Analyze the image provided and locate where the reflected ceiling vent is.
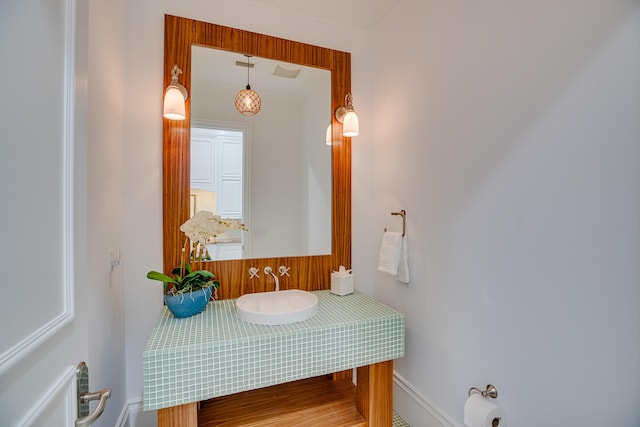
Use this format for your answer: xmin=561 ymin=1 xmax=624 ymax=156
xmin=273 ymin=64 xmax=301 ymax=78
xmin=235 ymin=60 xmax=255 ymax=68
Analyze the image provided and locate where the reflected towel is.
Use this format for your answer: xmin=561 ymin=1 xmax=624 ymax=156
xmin=378 ymin=232 xmax=409 ymax=283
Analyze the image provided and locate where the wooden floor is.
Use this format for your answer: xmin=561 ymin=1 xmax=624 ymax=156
xmin=198 ymin=375 xmax=366 ymax=427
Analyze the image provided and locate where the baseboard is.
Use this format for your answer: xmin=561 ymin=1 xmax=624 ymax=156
xmin=117 ymin=398 xmax=157 ymax=427
xmin=114 ymin=399 xmax=132 ymax=427
xmin=393 ymin=371 xmax=461 ymax=427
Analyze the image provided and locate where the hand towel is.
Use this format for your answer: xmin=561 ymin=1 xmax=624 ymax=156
xmin=378 ymin=231 xmax=409 ymax=283
xmin=378 ymin=231 xmax=402 ymax=275
xmin=396 ymin=236 xmax=409 ymax=284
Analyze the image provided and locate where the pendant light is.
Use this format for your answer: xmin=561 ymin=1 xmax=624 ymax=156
xmin=235 ymin=55 xmax=262 ymax=116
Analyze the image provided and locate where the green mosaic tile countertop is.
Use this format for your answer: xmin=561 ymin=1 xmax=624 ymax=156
xmin=143 ymin=290 xmax=404 ymax=411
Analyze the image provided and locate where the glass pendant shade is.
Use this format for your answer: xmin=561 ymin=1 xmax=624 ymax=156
xmin=163 ymin=86 xmax=186 ymax=120
xmin=235 ymin=86 xmax=262 ymax=116
xmin=342 ymin=110 xmax=359 ymax=137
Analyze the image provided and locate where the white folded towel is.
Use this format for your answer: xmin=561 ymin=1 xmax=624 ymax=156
xmin=397 ymin=236 xmax=409 ymax=284
xmin=378 ymin=231 xmax=409 ymax=283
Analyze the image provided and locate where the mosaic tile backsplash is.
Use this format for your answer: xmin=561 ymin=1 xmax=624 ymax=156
xmin=143 ymin=290 xmax=404 ymax=410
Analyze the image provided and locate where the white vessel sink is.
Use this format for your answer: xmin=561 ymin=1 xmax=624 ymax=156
xmin=235 ymin=289 xmax=319 ymax=325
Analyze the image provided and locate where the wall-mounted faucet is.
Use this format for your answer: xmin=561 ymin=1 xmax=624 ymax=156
xmin=264 ymin=266 xmax=279 ymax=291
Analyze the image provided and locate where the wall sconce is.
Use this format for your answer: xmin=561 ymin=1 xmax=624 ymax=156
xmin=334 ymin=92 xmax=359 ymax=137
xmin=235 ymin=55 xmax=262 ymax=116
xmin=163 ymin=64 xmax=188 ymax=120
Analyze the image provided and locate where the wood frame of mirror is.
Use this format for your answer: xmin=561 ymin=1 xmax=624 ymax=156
xmin=163 ymin=15 xmax=351 ymax=299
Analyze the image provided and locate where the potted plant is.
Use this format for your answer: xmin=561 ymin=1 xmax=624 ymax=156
xmin=147 ymin=210 xmax=245 ymax=318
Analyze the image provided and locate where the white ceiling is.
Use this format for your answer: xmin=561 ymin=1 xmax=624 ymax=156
xmin=247 ymin=0 xmax=400 ymax=30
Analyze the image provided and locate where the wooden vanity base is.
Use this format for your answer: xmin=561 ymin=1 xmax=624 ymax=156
xmin=198 ymin=375 xmax=365 ymax=426
xmin=157 ymin=360 xmax=393 ymax=427
xmin=158 ymin=402 xmax=197 ymax=426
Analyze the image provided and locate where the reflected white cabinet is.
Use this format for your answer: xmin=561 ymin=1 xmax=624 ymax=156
xmin=190 ymin=128 xmax=243 ymax=219
xmin=205 ymin=243 xmax=243 ymax=260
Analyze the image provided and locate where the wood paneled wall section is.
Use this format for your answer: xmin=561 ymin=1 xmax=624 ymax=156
xmin=163 ymin=15 xmax=352 ymax=299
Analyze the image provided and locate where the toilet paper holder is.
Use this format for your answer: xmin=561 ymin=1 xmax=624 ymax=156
xmin=468 ymin=384 xmax=498 ymax=399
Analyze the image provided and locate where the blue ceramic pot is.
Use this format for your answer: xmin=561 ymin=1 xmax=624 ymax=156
xmin=164 ymin=287 xmax=212 ymax=318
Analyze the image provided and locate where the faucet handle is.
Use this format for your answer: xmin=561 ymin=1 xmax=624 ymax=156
xmin=248 ymin=267 xmax=260 ymax=279
xmin=278 ymin=266 xmax=290 ymax=277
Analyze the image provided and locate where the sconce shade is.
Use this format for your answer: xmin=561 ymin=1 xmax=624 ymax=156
xmin=163 ymin=86 xmax=186 ymax=120
xmin=335 ymin=92 xmax=359 ymax=137
xmin=326 ymin=124 xmax=332 ymax=145
xmin=342 ymin=111 xmax=359 ymax=137
xmin=235 ymin=86 xmax=262 ymax=116
xmin=163 ymin=64 xmax=188 ymax=120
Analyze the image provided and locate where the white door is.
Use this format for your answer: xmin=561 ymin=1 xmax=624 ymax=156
xmin=190 ymin=129 xmax=218 ymax=193
xmin=216 ymin=134 xmax=244 ymax=219
xmin=0 ymin=0 xmax=97 ymax=426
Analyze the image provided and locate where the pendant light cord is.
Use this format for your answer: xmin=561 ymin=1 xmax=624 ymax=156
xmin=246 ymin=55 xmax=251 ymax=90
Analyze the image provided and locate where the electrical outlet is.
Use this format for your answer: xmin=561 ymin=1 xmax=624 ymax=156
xmin=109 ymin=248 xmax=121 ymax=272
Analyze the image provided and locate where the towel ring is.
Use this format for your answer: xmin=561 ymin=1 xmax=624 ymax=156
xmin=384 ymin=209 xmax=406 ymax=237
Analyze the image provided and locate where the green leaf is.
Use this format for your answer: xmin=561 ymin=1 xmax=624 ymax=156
xmin=146 ymin=271 xmax=178 ymax=284
xmin=170 ymin=267 xmax=183 ymax=280
xmin=147 ymin=263 xmax=220 ymax=296
xmin=180 ymin=270 xmax=215 ymax=289
xmin=183 ymin=262 xmax=194 ymax=274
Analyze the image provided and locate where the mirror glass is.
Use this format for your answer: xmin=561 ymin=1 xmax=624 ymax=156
xmin=190 ymin=46 xmax=332 ymax=260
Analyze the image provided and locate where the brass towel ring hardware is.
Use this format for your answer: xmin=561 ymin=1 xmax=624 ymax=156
xmin=384 ymin=209 xmax=407 ymax=237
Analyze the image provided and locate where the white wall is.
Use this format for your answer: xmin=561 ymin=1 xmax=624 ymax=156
xmin=86 ymin=0 xmax=127 ymax=425
xmin=121 ymin=0 xmax=372 ymax=409
xmin=366 ymin=0 xmax=640 ymax=426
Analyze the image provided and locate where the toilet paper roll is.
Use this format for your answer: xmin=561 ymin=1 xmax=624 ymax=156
xmin=463 ymin=394 xmax=506 ymax=427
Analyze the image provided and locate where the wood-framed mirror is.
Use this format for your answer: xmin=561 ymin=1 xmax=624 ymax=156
xmin=163 ymin=15 xmax=352 ymax=299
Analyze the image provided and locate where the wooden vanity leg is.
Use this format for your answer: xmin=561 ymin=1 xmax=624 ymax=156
xmin=333 ymin=369 xmax=353 ymax=381
xmin=157 ymin=402 xmax=197 ymax=427
xmin=356 ymin=360 xmax=394 ymax=427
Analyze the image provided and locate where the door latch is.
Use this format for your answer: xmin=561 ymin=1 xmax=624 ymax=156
xmin=76 ymin=362 xmax=111 ymax=427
